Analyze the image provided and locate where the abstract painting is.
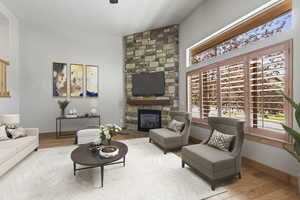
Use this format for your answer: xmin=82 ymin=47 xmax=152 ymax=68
xmin=53 ymin=62 xmax=68 ymax=97
xmin=70 ymin=64 xmax=84 ymax=97
xmin=86 ymin=65 xmax=99 ymax=97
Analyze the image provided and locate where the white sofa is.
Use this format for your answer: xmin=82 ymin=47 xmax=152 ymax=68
xmin=0 ymin=128 xmax=39 ymax=177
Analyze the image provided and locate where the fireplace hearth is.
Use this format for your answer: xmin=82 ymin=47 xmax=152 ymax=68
xmin=138 ymin=109 xmax=161 ymax=132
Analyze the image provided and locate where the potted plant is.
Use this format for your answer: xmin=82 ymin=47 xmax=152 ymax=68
xmin=99 ymin=124 xmax=122 ymax=145
xmin=281 ymin=92 xmax=300 ymax=191
xmin=57 ymin=100 xmax=70 ymax=117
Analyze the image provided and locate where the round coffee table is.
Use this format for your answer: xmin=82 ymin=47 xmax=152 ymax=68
xmin=71 ymin=140 xmax=128 ymax=188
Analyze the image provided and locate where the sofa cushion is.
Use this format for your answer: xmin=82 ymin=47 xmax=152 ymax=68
xmin=14 ymin=136 xmax=37 ymax=152
xmin=0 ymin=148 xmax=17 ymax=165
xmin=0 ymin=139 xmax=16 ymax=149
xmin=182 ymin=144 xmax=235 ymax=173
xmin=150 ymin=128 xmax=182 ymax=149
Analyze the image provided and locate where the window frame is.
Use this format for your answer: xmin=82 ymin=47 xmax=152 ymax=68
xmin=189 ymin=0 xmax=292 ymax=66
xmin=186 ymin=40 xmax=293 ymax=144
xmin=0 ymin=59 xmax=10 ymax=98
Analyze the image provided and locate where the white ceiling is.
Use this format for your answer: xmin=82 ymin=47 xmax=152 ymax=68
xmin=0 ymin=0 xmax=204 ymax=36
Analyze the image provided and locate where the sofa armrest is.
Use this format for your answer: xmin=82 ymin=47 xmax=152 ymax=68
xmin=25 ymin=128 xmax=39 ymax=137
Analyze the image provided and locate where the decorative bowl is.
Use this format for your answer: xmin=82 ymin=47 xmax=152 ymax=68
xmin=99 ymin=146 xmax=119 ymax=158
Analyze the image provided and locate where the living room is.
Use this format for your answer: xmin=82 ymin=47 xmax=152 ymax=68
xmin=0 ymin=0 xmax=300 ymax=199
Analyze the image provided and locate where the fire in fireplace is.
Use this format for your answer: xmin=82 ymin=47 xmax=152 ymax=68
xmin=138 ymin=109 xmax=161 ymax=132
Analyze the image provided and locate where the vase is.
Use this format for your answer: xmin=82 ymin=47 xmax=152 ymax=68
xmin=61 ymin=109 xmax=65 ymax=117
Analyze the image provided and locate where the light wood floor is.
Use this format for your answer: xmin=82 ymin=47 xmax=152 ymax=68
xmin=39 ymin=133 xmax=300 ymax=200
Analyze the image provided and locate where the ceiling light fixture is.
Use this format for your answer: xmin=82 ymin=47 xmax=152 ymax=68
xmin=110 ymin=0 xmax=118 ymax=4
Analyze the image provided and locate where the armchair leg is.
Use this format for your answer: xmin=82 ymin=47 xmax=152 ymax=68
xmin=164 ymin=149 xmax=167 ymax=154
xmin=182 ymin=160 xmax=185 ymax=168
xmin=34 ymin=148 xmax=38 ymax=151
xmin=238 ymin=172 xmax=242 ymax=179
xmin=149 ymin=138 xmax=152 ymax=143
xmin=211 ymin=184 xmax=215 ymax=191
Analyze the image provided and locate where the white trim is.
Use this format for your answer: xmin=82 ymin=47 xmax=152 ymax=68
xmin=186 ymin=0 xmax=285 ymax=67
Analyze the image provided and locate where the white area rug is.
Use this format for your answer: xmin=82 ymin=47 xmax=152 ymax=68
xmin=0 ymin=138 xmax=226 ymax=200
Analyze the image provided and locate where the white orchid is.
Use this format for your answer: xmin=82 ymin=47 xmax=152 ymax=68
xmin=98 ymin=124 xmax=122 ymax=141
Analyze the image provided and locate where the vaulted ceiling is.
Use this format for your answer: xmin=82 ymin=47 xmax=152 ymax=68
xmin=0 ymin=0 xmax=204 ymax=36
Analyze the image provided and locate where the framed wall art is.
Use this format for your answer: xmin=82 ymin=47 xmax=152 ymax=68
xmin=70 ymin=64 xmax=84 ymax=97
xmin=86 ymin=65 xmax=99 ymax=97
xmin=53 ymin=62 xmax=68 ymax=97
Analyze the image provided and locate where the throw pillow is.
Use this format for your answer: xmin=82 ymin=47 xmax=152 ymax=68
xmin=207 ymin=130 xmax=235 ymax=152
xmin=168 ymin=119 xmax=185 ymax=133
xmin=7 ymin=127 xmax=27 ymax=139
xmin=1 ymin=123 xmax=18 ymax=138
xmin=0 ymin=125 xmax=9 ymax=141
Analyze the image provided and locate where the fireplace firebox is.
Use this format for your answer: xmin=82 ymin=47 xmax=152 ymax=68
xmin=138 ymin=109 xmax=161 ymax=132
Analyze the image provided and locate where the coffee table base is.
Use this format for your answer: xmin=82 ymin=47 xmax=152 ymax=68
xmin=73 ymin=156 xmax=126 ymax=188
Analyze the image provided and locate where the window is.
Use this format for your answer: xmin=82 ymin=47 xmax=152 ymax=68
xmin=0 ymin=59 xmax=10 ymax=97
xmin=190 ymin=0 xmax=292 ymax=65
xmin=187 ymin=41 xmax=292 ymax=142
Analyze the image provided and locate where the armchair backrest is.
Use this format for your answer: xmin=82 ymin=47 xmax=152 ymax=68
xmin=207 ymin=117 xmax=245 ymax=158
xmin=170 ymin=111 xmax=192 ymax=145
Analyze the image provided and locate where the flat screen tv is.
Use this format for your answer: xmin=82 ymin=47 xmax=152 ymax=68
xmin=132 ymin=72 xmax=165 ymax=96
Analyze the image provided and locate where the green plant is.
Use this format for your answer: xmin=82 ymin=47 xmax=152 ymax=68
xmin=57 ymin=100 xmax=70 ymax=115
xmin=281 ymin=92 xmax=300 ymax=162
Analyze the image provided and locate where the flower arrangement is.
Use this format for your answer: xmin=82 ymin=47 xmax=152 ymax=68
xmin=99 ymin=124 xmax=122 ymax=144
xmin=57 ymin=100 xmax=70 ymax=116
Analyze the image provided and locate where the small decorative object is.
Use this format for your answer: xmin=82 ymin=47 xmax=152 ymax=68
xmin=70 ymin=64 xmax=84 ymax=97
xmin=53 ymin=63 xmax=68 ymax=97
xmin=72 ymin=108 xmax=78 ymax=115
xmin=98 ymin=124 xmax=122 ymax=145
xmin=99 ymin=146 xmax=119 ymax=158
xmin=86 ymin=65 xmax=99 ymax=97
xmin=88 ymin=138 xmax=102 ymax=152
xmin=280 ymin=92 xmax=300 ymax=192
xmin=57 ymin=100 xmax=70 ymax=117
xmin=90 ymin=108 xmax=97 ymax=116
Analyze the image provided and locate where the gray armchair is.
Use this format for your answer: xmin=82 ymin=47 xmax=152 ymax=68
xmin=181 ymin=117 xmax=245 ymax=190
xmin=149 ymin=112 xmax=192 ymax=154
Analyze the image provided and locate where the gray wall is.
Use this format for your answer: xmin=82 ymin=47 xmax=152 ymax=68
xmin=19 ymin=26 xmax=124 ymax=133
xmin=0 ymin=2 xmax=20 ymax=114
xmin=179 ymin=0 xmax=300 ymax=176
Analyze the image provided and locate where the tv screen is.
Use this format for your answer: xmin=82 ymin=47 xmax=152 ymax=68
xmin=132 ymin=72 xmax=165 ymax=96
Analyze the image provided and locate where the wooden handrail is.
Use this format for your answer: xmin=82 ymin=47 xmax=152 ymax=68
xmin=0 ymin=58 xmax=10 ymax=97
xmin=0 ymin=58 xmax=9 ymax=65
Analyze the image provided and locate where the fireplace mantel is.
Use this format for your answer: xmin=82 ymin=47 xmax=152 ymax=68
xmin=127 ymin=99 xmax=171 ymax=105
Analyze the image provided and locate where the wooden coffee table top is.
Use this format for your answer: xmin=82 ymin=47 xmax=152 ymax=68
xmin=71 ymin=141 xmax=128 ymax=166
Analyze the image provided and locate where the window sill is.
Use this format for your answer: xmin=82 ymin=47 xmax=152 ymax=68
xmin=191 ymin=120 xmax=291 ymax=149
xmin=245 ymin=133 xmax=291 ymax=149
xmin=191 ymin=120 xmax=209 ymax=129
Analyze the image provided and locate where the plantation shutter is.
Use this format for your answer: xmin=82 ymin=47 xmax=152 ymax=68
xmin=220 ymin=63 xmax=246 ymax=120
xmin=249 ymin=51 xmax=286 ymax=132
xmin=201 ymin=68 xmax=218 ymax=119
xmin=187 ymin=72 xmax=201 ymax=118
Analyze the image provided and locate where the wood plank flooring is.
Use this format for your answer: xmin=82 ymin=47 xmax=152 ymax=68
xmin=39 ymin=133 xmax=300 ymax=200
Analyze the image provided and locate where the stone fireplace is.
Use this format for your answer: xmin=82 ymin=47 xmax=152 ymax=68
xmin=124 ymin=25 xmax=179 ymax=131
xmin=138 ymin=109 xmax=161 ymax=131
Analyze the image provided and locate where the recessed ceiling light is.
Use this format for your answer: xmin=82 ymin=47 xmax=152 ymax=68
xmin=110 ymin=0 xmax=118 ymax=4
